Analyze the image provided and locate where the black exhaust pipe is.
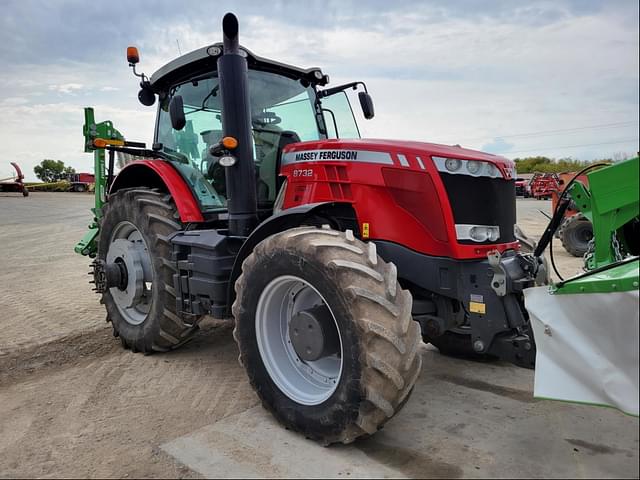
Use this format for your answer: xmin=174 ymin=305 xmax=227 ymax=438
xmin=217 ymin=13 xmax=257 ymax=237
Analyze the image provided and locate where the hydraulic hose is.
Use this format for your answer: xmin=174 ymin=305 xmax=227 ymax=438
xmin=533 ymin=162 xmax=610 ymax=280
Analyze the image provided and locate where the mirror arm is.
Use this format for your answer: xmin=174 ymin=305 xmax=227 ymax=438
xmin=318 ymin=81 xmax=368 ymax=98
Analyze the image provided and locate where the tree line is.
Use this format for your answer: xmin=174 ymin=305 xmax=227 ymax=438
xmin=33 ymin=159 xmax=76 ymax=183
xmin=514 ymin=153 xmax=634 ymax=174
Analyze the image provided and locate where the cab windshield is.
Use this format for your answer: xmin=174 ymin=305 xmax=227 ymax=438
xmin=157 ymin=70 xmax=326 ymax=211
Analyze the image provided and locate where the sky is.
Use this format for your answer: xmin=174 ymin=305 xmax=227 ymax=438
xmin=0 ymin=0 xmax=638 ymax=181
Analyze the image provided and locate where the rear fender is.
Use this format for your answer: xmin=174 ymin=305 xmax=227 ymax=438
xmin=109 ymin=160 xmax=204 ymax=222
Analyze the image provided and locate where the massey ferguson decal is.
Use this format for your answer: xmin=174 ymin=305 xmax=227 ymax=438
xmin=282 ymin=149 xmax=394 ymax=165
xmin=293 ymin=150 xmax=358 ymax=161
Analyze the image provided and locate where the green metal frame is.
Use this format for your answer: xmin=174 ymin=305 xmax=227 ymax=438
xmin=74 ymin=107 xmax=124 ymax=256
xmin=554 ymin=157 xmax=639 ymax=295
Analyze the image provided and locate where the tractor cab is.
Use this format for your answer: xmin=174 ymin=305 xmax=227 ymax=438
xmin=141 ymin=43 xmax=369 ymax=216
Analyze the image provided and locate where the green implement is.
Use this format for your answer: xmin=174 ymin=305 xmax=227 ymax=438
xmin=552 ymin=156 xmax=639 ymax=295
xmin=525 ymin=156 xmax=639 ymax=416
xmin=74 ymin=107 xmax=124 ymax=256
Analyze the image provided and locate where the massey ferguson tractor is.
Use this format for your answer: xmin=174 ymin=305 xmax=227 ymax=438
xmin=79 ymin=14 xmax=546 ymax=444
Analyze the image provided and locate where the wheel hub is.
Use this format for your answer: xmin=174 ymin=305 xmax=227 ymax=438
xmin=106 ymin=239 xmax=145 ymax=308
xmin=103 ymin=221 xmax=154 ymax=326
xmin=290 ymin=304 xmax=340 ymax=362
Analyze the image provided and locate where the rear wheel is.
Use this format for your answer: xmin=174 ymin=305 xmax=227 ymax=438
xmin=559 ymin=214 xmax=593 ymax=257
xmin=232 ymin=226 xmax=422 ymax=444
xmin=98 ymin=188 xmax=202 ymax=353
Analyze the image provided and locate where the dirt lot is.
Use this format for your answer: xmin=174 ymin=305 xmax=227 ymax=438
xmin=1 ymin=192 xmax=637 ymax=478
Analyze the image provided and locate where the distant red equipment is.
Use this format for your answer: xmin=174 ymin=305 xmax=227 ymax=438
xmin=0 ymin=162 xmax=29 ymax=197
xmin=529 ymin=172 xmax=559 ymax=200
xmin=68 ymin=172 xmax=95 ymax=192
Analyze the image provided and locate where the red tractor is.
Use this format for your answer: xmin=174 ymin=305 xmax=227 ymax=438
xmin=86 ymin=14 xmax=544 ymax=444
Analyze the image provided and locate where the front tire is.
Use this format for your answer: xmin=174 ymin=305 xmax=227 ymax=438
xmin=98 ymin=188 xmax=202 ymax=353
xmin=232 ymin=226 xmax=422 ymax=444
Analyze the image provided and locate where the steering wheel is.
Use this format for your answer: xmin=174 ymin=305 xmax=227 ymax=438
xmin=207 ymin=158 xmax=269 ymax=201
xmin=252 ymin=111 xmax=282 ymax=127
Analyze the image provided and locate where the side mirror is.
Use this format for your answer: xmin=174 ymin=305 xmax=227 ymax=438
xmin=169 ymin=95 xmax=186 ymax=130
xmin=138 ymin=83 xmax=155 ymax=106
xmin=358 ymin=92 xmax=375 ymax=119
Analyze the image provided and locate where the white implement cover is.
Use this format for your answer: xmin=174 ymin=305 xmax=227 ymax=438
xmin=524 ymin=287 xmax=639 ymax=416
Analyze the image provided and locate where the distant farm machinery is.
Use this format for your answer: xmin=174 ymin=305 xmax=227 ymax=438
xmin=529 ymin=173 xmax=559 ymax=200
xmin=0 ymin=162 xmax=29 ymax=197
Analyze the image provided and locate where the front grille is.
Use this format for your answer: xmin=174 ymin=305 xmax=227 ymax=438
xmin=440 ymin=173 xmax=516 ymax=244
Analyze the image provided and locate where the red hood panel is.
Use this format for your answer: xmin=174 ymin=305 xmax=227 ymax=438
xmin=284 ymin=138 xmax=510 ymax=165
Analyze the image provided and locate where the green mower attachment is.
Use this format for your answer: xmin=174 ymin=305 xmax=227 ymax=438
xmin=75 ymin=107 xmax=125 ymax=257
xmin=525 ymin=156 xmax=639 ymax=416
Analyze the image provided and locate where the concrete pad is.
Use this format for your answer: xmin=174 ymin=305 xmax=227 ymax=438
xmin=161 ymin=348 xmax=639 ymax=479
xmin=162 ymin=406 xmax=408 ymax=478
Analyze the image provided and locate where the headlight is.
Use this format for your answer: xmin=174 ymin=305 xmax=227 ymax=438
xmin=432 ymin=156 xmax=506 ymax=179
xmin=445 ymin=158 xmax=462 ymax=172
xmin=466 ymin=160 xmax=482 ymax=175
xmin=455 ymin=224 xmax=501 ymax=243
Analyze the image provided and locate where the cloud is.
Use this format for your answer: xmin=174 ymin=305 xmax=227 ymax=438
xmin=1 ymin=97 xmax=30 ymax=106
xmin=48 ymin=83 xmax=84 ymax=94
xmin=482 ymin=138 xmax=516 ymax=154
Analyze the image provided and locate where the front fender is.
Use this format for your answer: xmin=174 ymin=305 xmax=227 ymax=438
xmin=227 ymin=202 xmax=354 ymax=312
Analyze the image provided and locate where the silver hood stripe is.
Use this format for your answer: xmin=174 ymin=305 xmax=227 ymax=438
xmin=282 ymin=149 xmax=394 ymax=166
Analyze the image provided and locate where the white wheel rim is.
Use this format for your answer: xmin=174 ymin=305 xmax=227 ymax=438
xmin=107 ymin=221 xmax=153 ymax=326
xmin=255 ymin=275 xmax=343 ymax=406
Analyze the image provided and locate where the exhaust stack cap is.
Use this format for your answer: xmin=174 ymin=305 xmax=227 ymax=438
xmin=222 ymin=13 xmax=240 ymax=54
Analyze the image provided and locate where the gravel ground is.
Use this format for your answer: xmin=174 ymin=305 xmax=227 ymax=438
xmin=0 ymin=192 xmax=636 ymax=479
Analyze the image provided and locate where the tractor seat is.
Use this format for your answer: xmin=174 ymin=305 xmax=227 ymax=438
xmin=275 ymin=130 xmax=301 ymax=190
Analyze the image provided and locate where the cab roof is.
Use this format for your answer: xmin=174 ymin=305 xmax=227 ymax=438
xmin=149 ymin=43 xmax=328 ymax=93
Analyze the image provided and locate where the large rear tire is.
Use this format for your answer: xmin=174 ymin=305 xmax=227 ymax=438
xmin=98 ymin=188 xmax=202 ymax=353
xmin=232 ymin=226 xmax=422 ymax=444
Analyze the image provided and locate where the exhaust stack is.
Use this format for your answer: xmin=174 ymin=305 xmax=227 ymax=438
xmin=217 ymin=13 xmax=257 ymax=237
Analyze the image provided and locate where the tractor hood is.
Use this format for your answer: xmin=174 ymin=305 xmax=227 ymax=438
xmin=282 ymin=138 xmax=516 ymax=179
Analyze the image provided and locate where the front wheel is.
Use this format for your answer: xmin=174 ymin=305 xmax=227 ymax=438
xmin=232 ymin=227 xmax=422 ymax=444
xmin=98 ymin=188 xmax=202 ymax=353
